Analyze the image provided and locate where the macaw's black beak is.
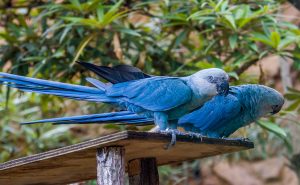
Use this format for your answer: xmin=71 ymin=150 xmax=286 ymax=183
xmin=217 ymin=81 xmax=229 ymax=96
xmin=271 ymin=104 xmax=283 ymax=114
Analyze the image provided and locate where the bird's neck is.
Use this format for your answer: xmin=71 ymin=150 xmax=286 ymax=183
xmin=236 ymin=87 xmax=262 ymax=123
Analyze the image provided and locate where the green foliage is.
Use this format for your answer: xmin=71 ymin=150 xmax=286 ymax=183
xmin=0 ymin=87 xmax=77 ymax=162
xmin=0 ymin=0 xmax=299 ymax=168
xmin=257 ymin=120 xmax=287 ymax=138
xmin=285 ymin=87 xmax=300 ymax=113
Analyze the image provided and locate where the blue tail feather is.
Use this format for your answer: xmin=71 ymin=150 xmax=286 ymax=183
xmin=0 ymin=72 xmax=115 ymax=102
xmin=21 ymin=111 xmax=153 ymax=125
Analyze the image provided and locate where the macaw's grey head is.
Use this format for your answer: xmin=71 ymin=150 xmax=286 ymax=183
xmin=192 ymin=68 xmax=229 ymax=96
xmin=257 ymin=86 xmax=284 ymax=116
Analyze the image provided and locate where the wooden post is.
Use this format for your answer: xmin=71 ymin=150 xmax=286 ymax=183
xmin=96 ymin=146 xmax=125 ymax=185
xmin=128 ymin=158 xmax=159 ymax=185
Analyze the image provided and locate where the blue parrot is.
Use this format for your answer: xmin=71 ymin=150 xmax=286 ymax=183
xmin=177 ymin=84 xmax=284 ymax=138
xmin=0 ymin=65 xmax=229 ymax=133
xmin=21 ymin=63 xmax=284 ymax=139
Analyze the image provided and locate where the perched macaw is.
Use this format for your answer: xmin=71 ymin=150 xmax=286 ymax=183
xmin=0 ymin=63 xmax=229 ymax=133
xmin=21 ymin=63 xmax=284 ymax=139
xmin=177 ymin=84 xmax=284 ymax=138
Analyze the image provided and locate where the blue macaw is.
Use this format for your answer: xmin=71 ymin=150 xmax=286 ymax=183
xmin=177 ymin=84 xmax=284 ymax=138
xmin=0 ymin=64 xmax=229 ymax=133
xmin=21 ymin=63 xmax=284 ymax=139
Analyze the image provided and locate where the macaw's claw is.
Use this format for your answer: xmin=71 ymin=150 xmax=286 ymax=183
xmin=185 ymin=132 xmax=204 ymax=139
xmin=158 ymin=129 xmax=189 ymax=150
xmin=224 ymin=137 xmax=251 ymax=142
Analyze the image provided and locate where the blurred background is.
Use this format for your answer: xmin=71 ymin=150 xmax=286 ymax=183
xmin=0 ymin=0 xmax=300 ymax=184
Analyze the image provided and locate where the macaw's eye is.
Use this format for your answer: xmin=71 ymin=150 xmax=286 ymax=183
xmin=207 ymin=76 xmax=213 ymax=81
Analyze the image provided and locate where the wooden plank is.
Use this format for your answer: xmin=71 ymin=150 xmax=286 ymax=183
xmin=0 ymin=131 xmax=254 ymax=185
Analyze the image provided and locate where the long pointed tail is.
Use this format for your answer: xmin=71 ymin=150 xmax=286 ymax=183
xmin=21 ymin=111 xmax=153 ymax=125
xmin=0 ymin=72 xmax=114 ymax=102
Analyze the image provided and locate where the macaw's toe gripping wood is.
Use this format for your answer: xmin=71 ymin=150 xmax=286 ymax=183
xmin=0 ymin=131 xmax=254 ymax=185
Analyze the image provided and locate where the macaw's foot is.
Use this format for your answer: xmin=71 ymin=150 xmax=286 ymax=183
xmin=223 ymin=137 xmax=251 ymax=142
xmin=185 ymin=132 xmax=204 ymax=140
xmin=157 ymin=129 xmax=185 ymax=150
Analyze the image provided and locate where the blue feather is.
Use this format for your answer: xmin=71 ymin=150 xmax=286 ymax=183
xmin=21 ymin=111 xmax=152 ymax=125
xmin=77 ymin=61 xmax=151 ymax=83
xmin=0 ymin=72 xmax=114 ymax=102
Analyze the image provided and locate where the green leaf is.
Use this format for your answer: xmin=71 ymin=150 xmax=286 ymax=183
xmin=97 ymin=4 xmax=104 ymax=22
xmin=195 ymin=61 xmax=215 ymax=69
xmin=227 ymin=72 xmax=239 ymax=80
xmin=285 ymin=93 xmax=300 ymax=100
xmin=41 ymin=126 xmax=71 ymax=139
xmin=215 ymin=0 xmax=225 ymax=11
xmin=286 ymin=99 xmax=300 ymax=111
xmin=116 ymin=28 xmax=141 ymax=37
xmin=69 ymin=0 xmax=81 ymax=11
xmin=62 ymin=17 xmax=103 ymax=28
xmin=250 ymin=32 xmax=273 ymax=48
xmin=32 ymin=59 xmax=47 ymax=77
xmin=270 ymin=31 xmax=281 ymax=49
xmin=257 ymin=120 xmax=287 ymax=138
xmin=165 ymin=14 xmax=188 ymax=21
xmin=249 ymin=42 xmax=258 ymax=52
xmin=287 ymin=87 xmax=300 ymax=94
xmin=70 ymin=33 xmax=96 ymax=66
xmin=174 ymin=30 xmax=187 ymax=48
xmin=229 ymin=34 xmax=238 ymax=49
xmin=188 ymin=9 xmax=213 ymax=20
xmin=222 ymin=13 xmax=237 ymax=30
xmin=204 ymin=39 xmax=217 ymax=54
xmin=59 ymin=25 xmax=72 ymax=44
xmin=261 ymin=21 xmax=271 ymax=36
xmin=103 ymin=0 xmax=124 ymax=24
xmin=102 ymin=10 xmax=128 ymax=26
xmin=210 ymin=56 xmax=223 ymax=67
xmin=278 ymin=37 xmax=297 ymax=50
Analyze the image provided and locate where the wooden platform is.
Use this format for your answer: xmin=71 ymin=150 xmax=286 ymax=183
xmin=0 ymin=131 xmax=254 ymax=185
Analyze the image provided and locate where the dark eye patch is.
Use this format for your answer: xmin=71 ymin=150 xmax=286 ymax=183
xmin=206 ymin=76 xmax=219 ymax=83
xmin=207 ymin=76 xmax=214 ymax=82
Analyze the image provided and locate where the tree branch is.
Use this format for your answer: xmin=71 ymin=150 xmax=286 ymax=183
xmin=235 ymin=57 xmax=259 ymax=75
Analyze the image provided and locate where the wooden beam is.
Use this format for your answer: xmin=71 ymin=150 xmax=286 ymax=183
xmin=0 ymin=131 xmax=254 ymax=185
xmin=96 ymin=147 xmax=125 ymax=185
xmin=128 ymin=158 xmax=159 ymax=185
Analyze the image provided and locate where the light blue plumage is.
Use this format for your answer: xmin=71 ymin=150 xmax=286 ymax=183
xmin=178 ymin=84 xmax=284 ymax=138
xmin=0 ymin=67 xmax=229 ymax=132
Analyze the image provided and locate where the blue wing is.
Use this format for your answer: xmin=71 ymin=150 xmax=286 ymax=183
xmin=178 ymin=94 xmax=241 ymax=131
xmin=106 ymin=77 xmax=192 ymax=111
